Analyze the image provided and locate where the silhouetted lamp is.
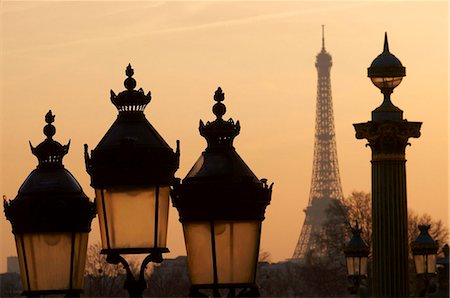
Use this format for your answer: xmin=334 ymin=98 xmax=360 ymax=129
xmin=84 ymin=65 xmax=179 ymax=297
xmin=411 ymin=225 xmax=439 ymax=297
xmin=367 ymin=32 xmax=406 ymax=121
xmin=4 ymin=111 xmax=95 ymax=296
xmin=411 ymin=225 xmax=439 ymax=275
xmin=344 ymin=222 xmax=370 ymax=295
xmin=173 ymin=88 xmax=272 ymax=297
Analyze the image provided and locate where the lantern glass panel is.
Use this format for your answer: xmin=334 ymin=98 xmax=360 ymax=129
xmin=183 ymin=220 xmax=260 ymax=285
xmin=95 ymin=186 xmax=170 ymax=251
xmin=427 ymin=254 xmax=437 ymax=274
xmin=215 ymin=221 xmax=260 ymax=284
xmin=370 ymin=76 xmax=403 ymax=90
xmin=360 ymin=256 xmax=368 ymax=276
xmin=183 ymin=222 xmax=214 ymax=285
xmin=414 ymin=254 xmax=426 ymax=274
xmin=15 ymin=232 xmax=88 ymax=292
xmin=346 ymin=256 xmax=356 ymax=276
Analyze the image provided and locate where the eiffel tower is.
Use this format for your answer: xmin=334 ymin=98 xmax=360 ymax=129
xmin=292 ymin=26 xmax=344 ymax=259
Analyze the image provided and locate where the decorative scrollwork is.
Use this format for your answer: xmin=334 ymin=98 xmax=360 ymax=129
xmin=354 ymin=120 xmax=421 ymax=157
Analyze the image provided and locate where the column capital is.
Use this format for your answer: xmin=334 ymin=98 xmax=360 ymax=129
xmin=354 ymin=120 xmax=421 ymax=158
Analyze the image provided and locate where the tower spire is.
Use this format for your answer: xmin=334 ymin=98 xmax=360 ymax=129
xmin=322 ymin=24 xmax=325 ymax=50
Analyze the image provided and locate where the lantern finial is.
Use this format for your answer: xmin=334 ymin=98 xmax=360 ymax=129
xmin=124 ymin=64 xmax=137 ymax=91
xmin=383 ymin=32 xmax=389 ymax=53
xmin=110 ymin=64 xmax=151 ymax=112
xmin=199 ymin=87 xmax=240 ymax=149
xmin=212 ymin=87 xmax=226 ymax=119
xmin=29 ymin=110 xmax=70 ymax=168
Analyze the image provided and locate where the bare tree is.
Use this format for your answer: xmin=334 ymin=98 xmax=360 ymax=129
xmin=314 ymin=191 xmax=448 ymax=296
xmin=83 ymin=243 xmax=126 ymax=297
xmin=319 ymin=191 xmax=448 ymax=254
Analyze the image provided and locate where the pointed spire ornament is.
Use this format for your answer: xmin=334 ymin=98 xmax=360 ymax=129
xmin=383 ymin=32 xmax=389 ymax=53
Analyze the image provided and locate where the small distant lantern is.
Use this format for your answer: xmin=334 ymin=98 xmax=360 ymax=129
xmin=411 ymin=225 xmax=439 ymax=275
xmin=173 ymin=87 xmax=273 ymax=297
xmin=84 ymin=64 xmax=179 ymax=259
xmin=4 ymin=111 xmax=95 ymax=296
xmin=344 ymin=222 xmax=370 ymax=278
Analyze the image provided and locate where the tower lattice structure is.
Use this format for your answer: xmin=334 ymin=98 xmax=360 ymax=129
xmin=292 ymin=27 xmax=344 ymax=259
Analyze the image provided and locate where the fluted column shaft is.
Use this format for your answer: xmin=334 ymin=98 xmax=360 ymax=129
xmin=354 ymin=120 xmax=421 ymax=297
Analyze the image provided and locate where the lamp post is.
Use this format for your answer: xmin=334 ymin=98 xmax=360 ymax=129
xmin=344 ymin=222 xmax=369 ymax=297
xmin=353 ymin=33 xmax=422 ymax=297
xmin=172 ymin=87 xmax=272 ymax=297
xmin=411 ymin=225 xmax=439 ymax=297
xmin=436 ymin=244 xmax=449 ymax=297
xmin=4 ymin=111 xmax=96 ymax=297
xmin=84 ymin=64 xmax=179 ymax=297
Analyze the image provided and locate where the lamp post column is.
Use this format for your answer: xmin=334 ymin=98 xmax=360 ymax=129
xmin=354 ymin=33 xmax=421 ymax=297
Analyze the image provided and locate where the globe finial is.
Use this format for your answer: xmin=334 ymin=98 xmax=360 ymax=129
xmin=43 ymin=110 xmax=56 ymax=139
xmin=212 ymin=87 xmax=226 ymax=119
xmin=124 ymin=64 xmax=137 ymax=91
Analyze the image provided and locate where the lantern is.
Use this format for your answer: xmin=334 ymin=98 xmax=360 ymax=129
xmin=411 ymin=225 xmax=439 ymax=275
xmin=173 ymin=87 xmax=272 ymax=297
xmin=4 ymin=111 xmax=95 ymax=296
xmin=84 ymin=65 xmax=179 ymax=259
xmin=344 ymin=222 xmax=370 ymax=278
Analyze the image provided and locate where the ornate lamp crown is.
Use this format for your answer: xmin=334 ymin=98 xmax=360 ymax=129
xmin=30 ymin=110 xmax=70 ymax=168
xmin=110 ymin=64 xmax=151 ymax=113
xmin=199 ymin=87 xmax=240 ymax=149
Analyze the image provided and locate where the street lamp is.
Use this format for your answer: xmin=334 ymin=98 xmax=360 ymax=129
xmin=411 ymin=225 xmax=439 ymax=296
xmin=344 ymin=222 xmax=369 ymax=296
xmin=354 ymin=33 xmax=421 ymax=297
xmin=84 ymin=64 xmax=179 ymax=297
xmin=172 ymin=87 xmax=273 ymax=297
xmin=4 ymin=111 xmax=96 ymax=297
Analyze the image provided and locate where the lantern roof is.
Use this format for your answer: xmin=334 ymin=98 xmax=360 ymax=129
xmin=85 ymin=64 xmax=179 ymax=188
xmin=173 ymin=88 xmax=272 ymax=221
xmin=4 ymin=112 xmax=95 ymax=234
xmin=411 ymin=225 xmax=439 ymax=255
xmin=344 ymin=222 xmax=370 ymax=257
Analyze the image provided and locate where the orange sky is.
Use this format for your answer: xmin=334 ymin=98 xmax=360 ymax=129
xmin=0 ymin=1 xmax=448 ymax=273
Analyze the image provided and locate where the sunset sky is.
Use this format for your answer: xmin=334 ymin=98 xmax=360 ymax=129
xmin=0 ymin=1 xmax=448 ymax=272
